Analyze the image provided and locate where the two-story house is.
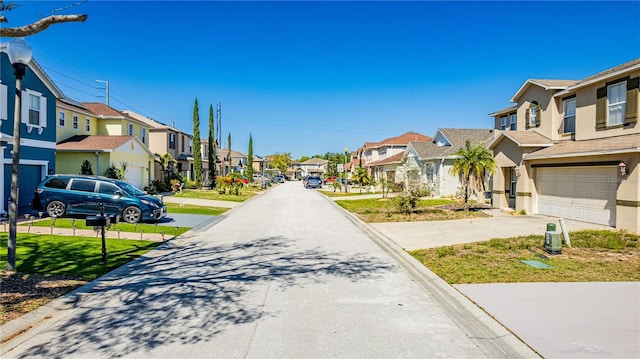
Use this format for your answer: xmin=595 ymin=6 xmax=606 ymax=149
xmin=55 ymin=102 xmax=154 ymax=189
xmin=1 ymin=47 xmax=62 ymax=215
xmin=402 ymin=128 xmax=495 ymax=197
xmin=361 ymin=131 xmax=432 ymax=183
xmin=298 ymin=158 xmax=329 ymax=177
xmin=489 ymin=58 xmax=639 ymax=232
xmin=123 ymin=111 xmax=196 ymax=181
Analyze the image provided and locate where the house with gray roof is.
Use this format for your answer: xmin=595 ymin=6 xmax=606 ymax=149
xmin=488 ymin=58 xmax=639 ymax=233
xmin=401 ymin=128 xmax=495 ymax=197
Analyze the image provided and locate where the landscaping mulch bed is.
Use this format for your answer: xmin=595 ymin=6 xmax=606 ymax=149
xmin=1 ymin=271 xmax=87 ymax=325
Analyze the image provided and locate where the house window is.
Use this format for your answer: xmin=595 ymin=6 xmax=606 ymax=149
xmin=169 ymin=133 xmax=176 ymax=149
xmin=509 ymin=168 xmax=517 ymax=199
xmin=58 ymin=112 xmax=65 ymax=127
xmin=73 ymin=116 xmax=79 ymax=130
xmin=607 ymin=81 xmax=626 ymax=126
xmin=500 ymin=116 xmax=507 ymax=130
xmin=141 ymin=128 xmax=147 ymax=144
xmin=21 ymin=89 xmax=47 ymax=133
xmin=189 ymin=139 xmax=193 ymax=153
xmin=509 ymin=114 xmax=517 ymax=130
xmin=529 ymin=106 xmax=537 ymax=127
xmin=128 ymin=123 xmax=134 ymax=135
xmin=0 ymin=83 xmax=7 ymax=121
xmin=563 ymin=98 xmax=576 ymax=133
xmin=85 ymin=118 xmax=91 ymax=132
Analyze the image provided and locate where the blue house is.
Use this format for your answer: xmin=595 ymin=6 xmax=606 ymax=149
xmin=1 ymin=44 xmax=63 ymax=215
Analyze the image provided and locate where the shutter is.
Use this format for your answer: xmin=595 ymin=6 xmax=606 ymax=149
xmin=596 ymin=87 xmax=607 ymax=129
xmin=21 ymin=90 xmax=28 ymax=124
xmin=536 ymin=104 xmax=542 ymax=127
xmin=525 ymin=107 xmax=530 ymax=129
xmin=0 ymin=83 xmax=7 ymax=120
xmin=39 ymin=96 xmax=47 ymax=128
xmin=625 ymin=77 xmax=639 ymax=124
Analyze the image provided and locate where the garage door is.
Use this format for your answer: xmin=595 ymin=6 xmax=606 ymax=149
xmin=537 ymin=166 xmax=617 ymax=226
xmin=125 ymin=166 xmax=144 ymax=189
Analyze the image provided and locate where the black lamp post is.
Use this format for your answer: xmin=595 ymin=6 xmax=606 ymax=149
xmin=7 ymin=37 xmax=33 ymax=271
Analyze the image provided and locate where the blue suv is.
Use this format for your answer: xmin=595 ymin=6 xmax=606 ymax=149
xmin=31 ymin=175 xmax=167 ymax=223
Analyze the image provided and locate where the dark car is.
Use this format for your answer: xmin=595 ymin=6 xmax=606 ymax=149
xmin=31 ymin=175 xmax=167 ymax=223
xmin=305 ymin=176 xmax=322 ymax=189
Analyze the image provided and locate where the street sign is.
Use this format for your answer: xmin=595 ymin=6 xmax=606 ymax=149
xmin=337 ymin=164 xmax=344 ymax=173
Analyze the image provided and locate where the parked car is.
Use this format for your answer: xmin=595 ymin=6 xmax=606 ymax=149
xmin=325 ymin=176 xmax=338 ymax=184
xmin=305 ymin=176 xmax=323 ymax=189
xmin=30 ymin=175 xmax=167 ymax=223
xmin=273 ymin=175 xmax=285 ymax=183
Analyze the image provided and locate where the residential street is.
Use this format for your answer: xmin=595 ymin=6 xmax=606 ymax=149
xmin=0 ymin=182 xmax=534 ymax=358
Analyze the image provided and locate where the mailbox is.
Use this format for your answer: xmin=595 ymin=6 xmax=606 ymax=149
xmin=86 ymin=215 xmax=107 ymax=227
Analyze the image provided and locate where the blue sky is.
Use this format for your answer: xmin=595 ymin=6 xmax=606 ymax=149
xmin=5 ymin=1 xmax=640 ymax=159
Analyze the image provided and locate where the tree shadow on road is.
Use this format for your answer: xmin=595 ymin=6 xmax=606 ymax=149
xmin=15 ymin=236 xmax=393 ymax=358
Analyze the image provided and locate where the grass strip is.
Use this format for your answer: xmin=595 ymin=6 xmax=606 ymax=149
xmin=21 ymin=218 xmax=190 ymax=236
xmin=164 ymin=202 xmax=228 ymax=216
xmin=409 ymin=230 xmax=639 ymax=284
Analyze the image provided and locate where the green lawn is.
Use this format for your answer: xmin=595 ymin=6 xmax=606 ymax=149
xmin=319 ymin=190 xmax=383 ymax=197
xmin=0 ymin=233 xmax=161 ymax=280
xmin=171 ymin=188 xmax=260 ymax=202
xmin=22 ymin=218 xmax=191 ymax=236
xmin=410 ymin=230 xmax=640 ymax=284
xmin=335 ymin=197 xmax=488 ymax=222
xmin=165 ymin=202 xmax=229 ymax=216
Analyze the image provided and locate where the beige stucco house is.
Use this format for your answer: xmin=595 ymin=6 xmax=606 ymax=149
xmin=298 ymin=158 xmax=328 ymax=177
xmin=361 ymin=131 xmax=432 ymax=183
xmin=489 ymin=58 xmax=639 ymax=233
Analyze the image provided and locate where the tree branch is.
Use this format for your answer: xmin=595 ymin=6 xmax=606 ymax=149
xmin=0 ymin=14 xmax=88 ymax=37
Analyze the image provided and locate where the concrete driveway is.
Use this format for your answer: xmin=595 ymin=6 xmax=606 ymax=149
xmin=370 ymin=209 xmax=614 ymax=251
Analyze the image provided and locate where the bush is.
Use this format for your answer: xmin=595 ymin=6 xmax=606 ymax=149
xmin=395 ymin=194 xmax=417 ymax=214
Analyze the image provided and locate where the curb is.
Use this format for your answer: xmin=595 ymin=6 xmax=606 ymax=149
xmin=322 ymin=194 xmax=540 ymax=358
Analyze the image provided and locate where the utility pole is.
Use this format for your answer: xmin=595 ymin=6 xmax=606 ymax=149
xmin=95 ymin=79 xmax=109 ymax=106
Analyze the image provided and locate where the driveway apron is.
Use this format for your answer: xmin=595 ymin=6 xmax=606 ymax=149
xmin=1 ymin=182 xmax=535 ymax=358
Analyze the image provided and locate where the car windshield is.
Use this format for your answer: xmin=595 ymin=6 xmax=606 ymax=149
xmin=115 ymin=180 xmax=146 ymax=196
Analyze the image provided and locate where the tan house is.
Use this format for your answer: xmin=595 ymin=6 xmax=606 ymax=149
xmin=298 ymin=158 xmax=329 ymax=177
xmin=489 ymin=58 xmax=640 ymax=232
xmin=123 ymin=110 xmax=196 ymax=181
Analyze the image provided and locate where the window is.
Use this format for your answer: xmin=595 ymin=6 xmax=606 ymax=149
xmin=0 ymin=83 xmax=7 ymax=121
xmin=509 ymin=168 xmax=517 ymax=199
xmin=169 ymin=133 xmax=176 ymax=149
xmin=73 ymin=116 xmax=79 ymax=130
xmin=85 ymin=118 xmax=91 ymax=132
xmin=181 ymin=135 xmax=185 ymax=152
xmin=563 ymin=98 xmax=576 ymax=133
xmin=44 ymin=177 xmax=69 ymax=189
xmin=529 ymin=107 xmax=537 ymax=127
xmin=189 ymin=139 xmax=193 ymax=153
xmin=509 ymin=114 xmax=517 ymax=130
xmin=128 ymin=123 xmax=134 ymax=135
xmin=98 ymin=182 xmax=120 ymax=195
xmin=141 ymin=128 xmax=147 ymax=144
xmin=58 ymin=112 xmax=65 ymax=127
xmin=500 ymin=116 xmax=507 ymax=130
xmin=607 ymin=81 xmax=626 ymax=126
xmin=70 ymin=179 xmax=96 ymax=192
xmin=21 ymin=89 xmax=47 ymax=133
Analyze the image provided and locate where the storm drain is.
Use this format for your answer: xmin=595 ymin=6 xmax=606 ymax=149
xmin=520 ymin=260 xmax=552 ymax=269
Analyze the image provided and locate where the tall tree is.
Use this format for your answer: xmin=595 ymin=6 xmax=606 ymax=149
xmin=246 ymin=133 xmax=254 ymax=180
xmin=226 ymin=132 xmax=232 ymax=174
xmin=269 ymin=152 xmax=292 ymax=173
xmin=208 ymin=104 xmax=216 ymax=184
xmin=192 ymin=98 xmax=202 ymax=184
xmin=449 ymin=140 xmax=496 ymax=210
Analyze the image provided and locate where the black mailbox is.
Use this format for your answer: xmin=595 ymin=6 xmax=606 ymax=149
xmin=86 ymin=216 xmax=107 ymax=227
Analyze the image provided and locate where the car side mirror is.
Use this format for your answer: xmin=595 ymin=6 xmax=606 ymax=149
xmin=114 ymin=190 xmax=124 ymax=197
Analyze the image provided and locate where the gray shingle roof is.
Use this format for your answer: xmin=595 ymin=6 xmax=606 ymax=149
xmin=412 ymin=128 xmax=495 ymax=159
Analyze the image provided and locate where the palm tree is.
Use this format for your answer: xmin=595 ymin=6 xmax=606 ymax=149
xmin=449 ymin=140 xmax=496 ymax=210
xmin=354 ymin=167 xmax=371 ymax=193
xmin=155 ymin=153 xmax=176 ymax=184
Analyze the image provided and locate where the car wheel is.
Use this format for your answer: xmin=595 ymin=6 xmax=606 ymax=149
xmin=122 ymin=206 xmax=142 ymax=223
xmin=46 ymin=200 xmax=66 ymax=218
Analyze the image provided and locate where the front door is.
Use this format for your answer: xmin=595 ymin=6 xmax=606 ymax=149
xmin=508 ymin=168 xmax=516 ymax=209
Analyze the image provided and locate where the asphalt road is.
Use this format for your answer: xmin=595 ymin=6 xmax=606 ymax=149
xmin=1 ymin=182 xmax=535 ymax=358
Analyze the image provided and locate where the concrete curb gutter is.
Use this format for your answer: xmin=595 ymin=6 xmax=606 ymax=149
xmin=322 ymin=194 xmax=540 ymax=358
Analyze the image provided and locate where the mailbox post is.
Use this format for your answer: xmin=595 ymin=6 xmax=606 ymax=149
xmin=86 ymin=203 xmax=108 ymax=263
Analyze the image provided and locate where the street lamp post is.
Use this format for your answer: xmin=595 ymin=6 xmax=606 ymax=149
xmin=343 ymin=147 xmax=348 ymax=193
xmin=6 ymin=38 xmax=33 ymax=271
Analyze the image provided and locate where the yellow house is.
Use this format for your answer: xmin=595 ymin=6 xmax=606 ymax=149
xmin=54 ymin=101 xmax=155 ymax=189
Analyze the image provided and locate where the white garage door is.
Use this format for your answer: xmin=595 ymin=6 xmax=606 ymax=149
xmin=125 ymin=166 xmax=144 ymax=190
xmin=537 ymin=166 xmax=617 ymax=226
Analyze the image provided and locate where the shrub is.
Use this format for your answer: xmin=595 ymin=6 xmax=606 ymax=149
xmin=395 ymin=194 xmax=417 ymax=214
